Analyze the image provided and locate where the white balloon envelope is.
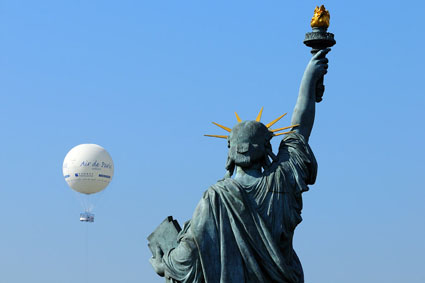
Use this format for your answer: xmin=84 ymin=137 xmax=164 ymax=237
xmin=63 ymin=144 xmax=114 ymax=195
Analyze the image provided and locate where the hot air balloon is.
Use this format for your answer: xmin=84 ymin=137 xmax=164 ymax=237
xmin=63 ymin=144 xmax=114 ymax=222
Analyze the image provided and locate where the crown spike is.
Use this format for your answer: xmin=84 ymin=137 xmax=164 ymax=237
xmin=266 ymin=113 xmax=287 ymax=128
xmin=212 ymin=122 xmax=231 ymax=133
xmin=270 ymin=124 xmax=300 ymax=133
xmin=256 ymin=107 xmax=264 ymax=122
xmin=235 ymin=112 xmax=242 ymax=123
xmin=204 ymin=134 xmax=228 ymax=139
xmin=273 ymin=130 xmax=295 ymax=137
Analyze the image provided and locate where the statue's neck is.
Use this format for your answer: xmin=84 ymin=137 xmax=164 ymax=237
xmin=234 ymin=165 xmax=262 ymax=187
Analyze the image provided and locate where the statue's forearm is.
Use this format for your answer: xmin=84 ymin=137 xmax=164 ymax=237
xmin=291 ymin=73 xmax=316 ymax=142
xmin=291 ymin=48 xmax=330 ymax=141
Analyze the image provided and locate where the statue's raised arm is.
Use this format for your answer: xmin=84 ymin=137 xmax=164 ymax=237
xmin=291 ymin=48 xmax=330 ymax=142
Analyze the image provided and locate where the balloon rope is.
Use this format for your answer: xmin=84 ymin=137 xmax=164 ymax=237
xmin=85 ymin=223 xmax=89 ymax=283
xmin=73 ymin=191 xmax=88 ymax=213
xmin=84 ymin=195 xmax=89 ymax=213
xmin=90 ymin=190 xmax=106 ymax=213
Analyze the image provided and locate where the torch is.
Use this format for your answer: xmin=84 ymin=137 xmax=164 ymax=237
xmin=303 ymin=5 xmax=336 ymax=102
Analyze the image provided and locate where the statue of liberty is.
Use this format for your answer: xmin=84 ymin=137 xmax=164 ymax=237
xmin=149 ymin=7 xmax=334 ymax=282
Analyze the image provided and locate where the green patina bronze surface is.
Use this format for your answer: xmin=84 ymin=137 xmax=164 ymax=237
xmin=149 ymin=12 xmax=334 ymax=281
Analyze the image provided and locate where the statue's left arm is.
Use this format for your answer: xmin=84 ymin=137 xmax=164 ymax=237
xmin=150 ymin=222 xmax=202 ymax=282
xmin=291 ymin=48 xmax=330 ymax=142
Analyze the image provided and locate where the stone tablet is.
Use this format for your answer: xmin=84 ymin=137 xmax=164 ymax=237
xmin=148 ymin=216 xmax=181 ymax=256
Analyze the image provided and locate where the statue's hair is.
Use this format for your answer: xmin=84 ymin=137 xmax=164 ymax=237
xmin=224 ymin=138 xmax=277 ymax=179
xmin=204 ymin=108 xmax=299 ymax=179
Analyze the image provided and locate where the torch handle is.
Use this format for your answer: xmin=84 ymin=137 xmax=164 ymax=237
xmin=316 ymin=76 xmax=325 ymax=103
xmin=311 ymin=48 xmax=326 ymax=103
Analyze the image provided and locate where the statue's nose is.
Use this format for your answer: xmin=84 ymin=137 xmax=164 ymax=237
xmin=236 ymin=143 xmax=249 ymax=153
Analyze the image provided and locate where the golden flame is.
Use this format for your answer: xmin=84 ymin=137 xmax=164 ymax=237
xmin=310 ymin=5 xmax=330 ymax=28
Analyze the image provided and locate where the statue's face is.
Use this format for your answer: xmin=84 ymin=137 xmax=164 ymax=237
xmin=228 ymin=121 xmax=270 ymax=167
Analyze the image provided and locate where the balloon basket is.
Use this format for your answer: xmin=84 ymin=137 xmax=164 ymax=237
xmin=80 ymin=212 xmax=95 ymax=222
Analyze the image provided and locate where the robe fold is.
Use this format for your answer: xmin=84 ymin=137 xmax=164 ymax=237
xmin=163 ymin=133 xmax=317 ymax=283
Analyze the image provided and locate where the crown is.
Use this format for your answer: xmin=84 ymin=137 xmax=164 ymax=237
xmin=204 ymin=107 xmax=299 ymax=139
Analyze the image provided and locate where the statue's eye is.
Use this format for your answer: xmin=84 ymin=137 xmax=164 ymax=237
xmin=251 ymin=144 xmax=260 ymax=149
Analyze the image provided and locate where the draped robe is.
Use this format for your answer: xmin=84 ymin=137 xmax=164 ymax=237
xmin=163 ymin=133 xmax=317 ymax=283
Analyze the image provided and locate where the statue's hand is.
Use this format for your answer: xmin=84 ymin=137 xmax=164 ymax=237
xmin=304 ymin=48 xmax=330 ymax=86
xmin=149 ymin=246 xmax=165 ymax=277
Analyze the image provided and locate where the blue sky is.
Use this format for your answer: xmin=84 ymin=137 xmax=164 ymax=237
xmin=1 ymin=1 xmax=424 ymax=282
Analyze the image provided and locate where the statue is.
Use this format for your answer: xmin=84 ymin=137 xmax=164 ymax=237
xmin=148 ymin=6 xmax=335 ymax=283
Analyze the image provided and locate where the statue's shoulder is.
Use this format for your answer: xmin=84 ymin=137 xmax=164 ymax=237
xmin=202 ymin=178 xmax=240 ymax=199
xmin=279 ymin=132 xmax=308 ymax=149
xmin=276 ymin=132 xmax=313 ymax=160
xmin=193 ymin=180 xmax=237 ymax=224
